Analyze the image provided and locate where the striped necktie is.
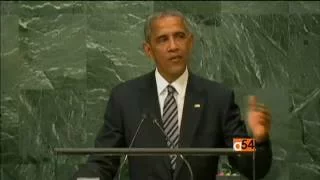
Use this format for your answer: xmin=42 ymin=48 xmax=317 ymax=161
xmin=162 ymin=85 xmax=179 ymax=169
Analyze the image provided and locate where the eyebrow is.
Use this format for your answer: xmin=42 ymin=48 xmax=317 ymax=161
xmin=155 ymin=31 xmax=187 ymax=39
xmin=156 ymin=34 xmax=167 ymax=40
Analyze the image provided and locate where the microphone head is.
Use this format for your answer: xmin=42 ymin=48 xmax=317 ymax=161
xmin=141 ymin=112 xmax=158 ymax=123
xmin=141 ymin=113 xmax=147 ymax=120
xmin=141 ymin=112 xmax=153 ymax=120
xmin=152 ymin=117 xmax=161 ymax=126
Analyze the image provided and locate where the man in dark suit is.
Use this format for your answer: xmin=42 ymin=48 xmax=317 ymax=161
xmin=73 ymin=10 xmax=272 ymax=180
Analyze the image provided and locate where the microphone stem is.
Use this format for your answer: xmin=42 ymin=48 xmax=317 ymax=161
xmin=118 ymin=116 xmax=146 ymax=180
xmin=153 ymin=119 xmax=194 ymax=180
xmin=178 ymin=154 xmax=194 ymax=180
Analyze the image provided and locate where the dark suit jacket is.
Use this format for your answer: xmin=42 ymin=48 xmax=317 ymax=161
xmin=73 ymin=70 xmax=272 ymax=180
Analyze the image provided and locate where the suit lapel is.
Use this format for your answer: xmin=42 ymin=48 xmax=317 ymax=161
xmin=139 ymin=71 xmax=172 ymax=173
xmin=174 ymin=73 xmax=206 ymax=179
xmin=139 ymin=71 xmax=162 ymax=128
xmin=139 ymin=71 xmax=206 ymax=179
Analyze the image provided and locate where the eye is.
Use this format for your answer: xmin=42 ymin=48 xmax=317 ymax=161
xmin=176 ymin=32 xmax=186 ymax=39
xmin=157 ymin=36 xmax=168 ymax=43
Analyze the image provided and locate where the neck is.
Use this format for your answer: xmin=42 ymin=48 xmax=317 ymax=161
xmin=163 ymin=74 xmax=180 ymax=83
xmin=158 ymin=68 xmax=186 ymax=83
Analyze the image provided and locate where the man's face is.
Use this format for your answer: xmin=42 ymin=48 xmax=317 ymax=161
xmin=143 ymin=16 xmax=194 ymax=82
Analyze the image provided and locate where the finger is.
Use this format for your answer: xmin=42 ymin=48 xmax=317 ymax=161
xmin=248 ymin=95 xmax=257 ymax=108
xmin=254 ymin=111 xmax=272 ymax=121
xmin=255 ymin=103 xmax=266 ymax=108
xmin=250 ymin=122 xmax=270 ymax=135
xmin=255 ymin=116 xmax=271 ymax=125
xmin=253 ymin=107 xmax=271 ymax=116
xmin=250 ymin=103 xmax=269 ymax=113
xmin=249 ymin=112 xmax=271 ymax=125
xmin=255 ymin=116 xmax=271 ymax=130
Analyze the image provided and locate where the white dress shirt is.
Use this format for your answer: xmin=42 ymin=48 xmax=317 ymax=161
xmin=155 ymin=68 xmax=189 ymax=131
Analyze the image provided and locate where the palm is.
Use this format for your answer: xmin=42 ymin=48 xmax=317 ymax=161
xmin=247 ymin=96 xmax=271 ymax=143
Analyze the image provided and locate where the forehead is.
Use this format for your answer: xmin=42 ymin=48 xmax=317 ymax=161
xmin=150 ymin=16 xmax=188 ymax=35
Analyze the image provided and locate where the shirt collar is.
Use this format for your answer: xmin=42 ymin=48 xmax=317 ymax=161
xmin=155 ymin=67 xmax=189 ymax=96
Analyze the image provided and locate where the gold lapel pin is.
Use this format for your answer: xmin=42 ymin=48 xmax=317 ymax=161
xmin=194 ymin=104 xmax=201 ymax=108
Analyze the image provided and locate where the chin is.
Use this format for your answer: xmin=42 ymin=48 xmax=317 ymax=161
xmin=170 ymin=65 xmax=186 ymax=76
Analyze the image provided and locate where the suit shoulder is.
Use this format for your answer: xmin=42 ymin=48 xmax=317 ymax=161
xmin=193 ymin=74 xmax=233 ymax=95
xmin=111 ymin=72 xmax=151 ymax=95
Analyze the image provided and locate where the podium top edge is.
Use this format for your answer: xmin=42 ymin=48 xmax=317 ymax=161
xmin=52 ymin=148 xmax=255 ymax=155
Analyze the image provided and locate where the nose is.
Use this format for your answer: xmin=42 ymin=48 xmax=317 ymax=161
xmin=168 ymin=38 xmax=178 ymax=52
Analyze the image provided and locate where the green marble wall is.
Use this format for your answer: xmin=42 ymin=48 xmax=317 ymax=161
xmin=1 ymin=1 xmax=319 ymax=180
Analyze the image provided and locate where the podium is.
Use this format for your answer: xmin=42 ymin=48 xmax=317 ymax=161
xmin=53 ymin=148 xmax=255 ymax=180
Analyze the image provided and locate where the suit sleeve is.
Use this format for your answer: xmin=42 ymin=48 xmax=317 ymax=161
xmin=222 ymin=90 xmax=272 ymax=180
xmin=72 ymin=88 xmax=125 ymax=180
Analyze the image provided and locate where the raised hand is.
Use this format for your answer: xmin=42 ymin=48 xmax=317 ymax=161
xmin=247 ymin=96 xmax=271 ymax=143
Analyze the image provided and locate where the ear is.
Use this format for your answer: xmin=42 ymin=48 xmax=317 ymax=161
xmin=143 ymin=41 xmax=154 ymax=60
xmin=188 ymin=33 xmax=194 ymax=50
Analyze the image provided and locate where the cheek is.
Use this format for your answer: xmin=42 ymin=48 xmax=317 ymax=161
xmin=153 ymin=49 xmax=167 ymax=60
xmin=186 ymin=41 xmax=193 ymax=52
xmin=153 ymin=54 xmax=166 ymax=66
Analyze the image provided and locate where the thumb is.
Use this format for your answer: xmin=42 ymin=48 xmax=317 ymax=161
xmin=248 ymin=95 xmax=257 ymax=109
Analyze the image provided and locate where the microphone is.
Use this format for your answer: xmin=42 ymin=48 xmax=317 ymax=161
xmin=117 ymin=113 xmax=148 ymax=180
xmin=152 ymin=118 xmax=194 ymax=180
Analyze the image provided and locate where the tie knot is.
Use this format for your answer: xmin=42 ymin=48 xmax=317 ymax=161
xmin=167 ymin=85 xmax=176 ymax=94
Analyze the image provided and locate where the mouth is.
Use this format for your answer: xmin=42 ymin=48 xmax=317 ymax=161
xmin=169 ymin=55 xmax=183 ymax=61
